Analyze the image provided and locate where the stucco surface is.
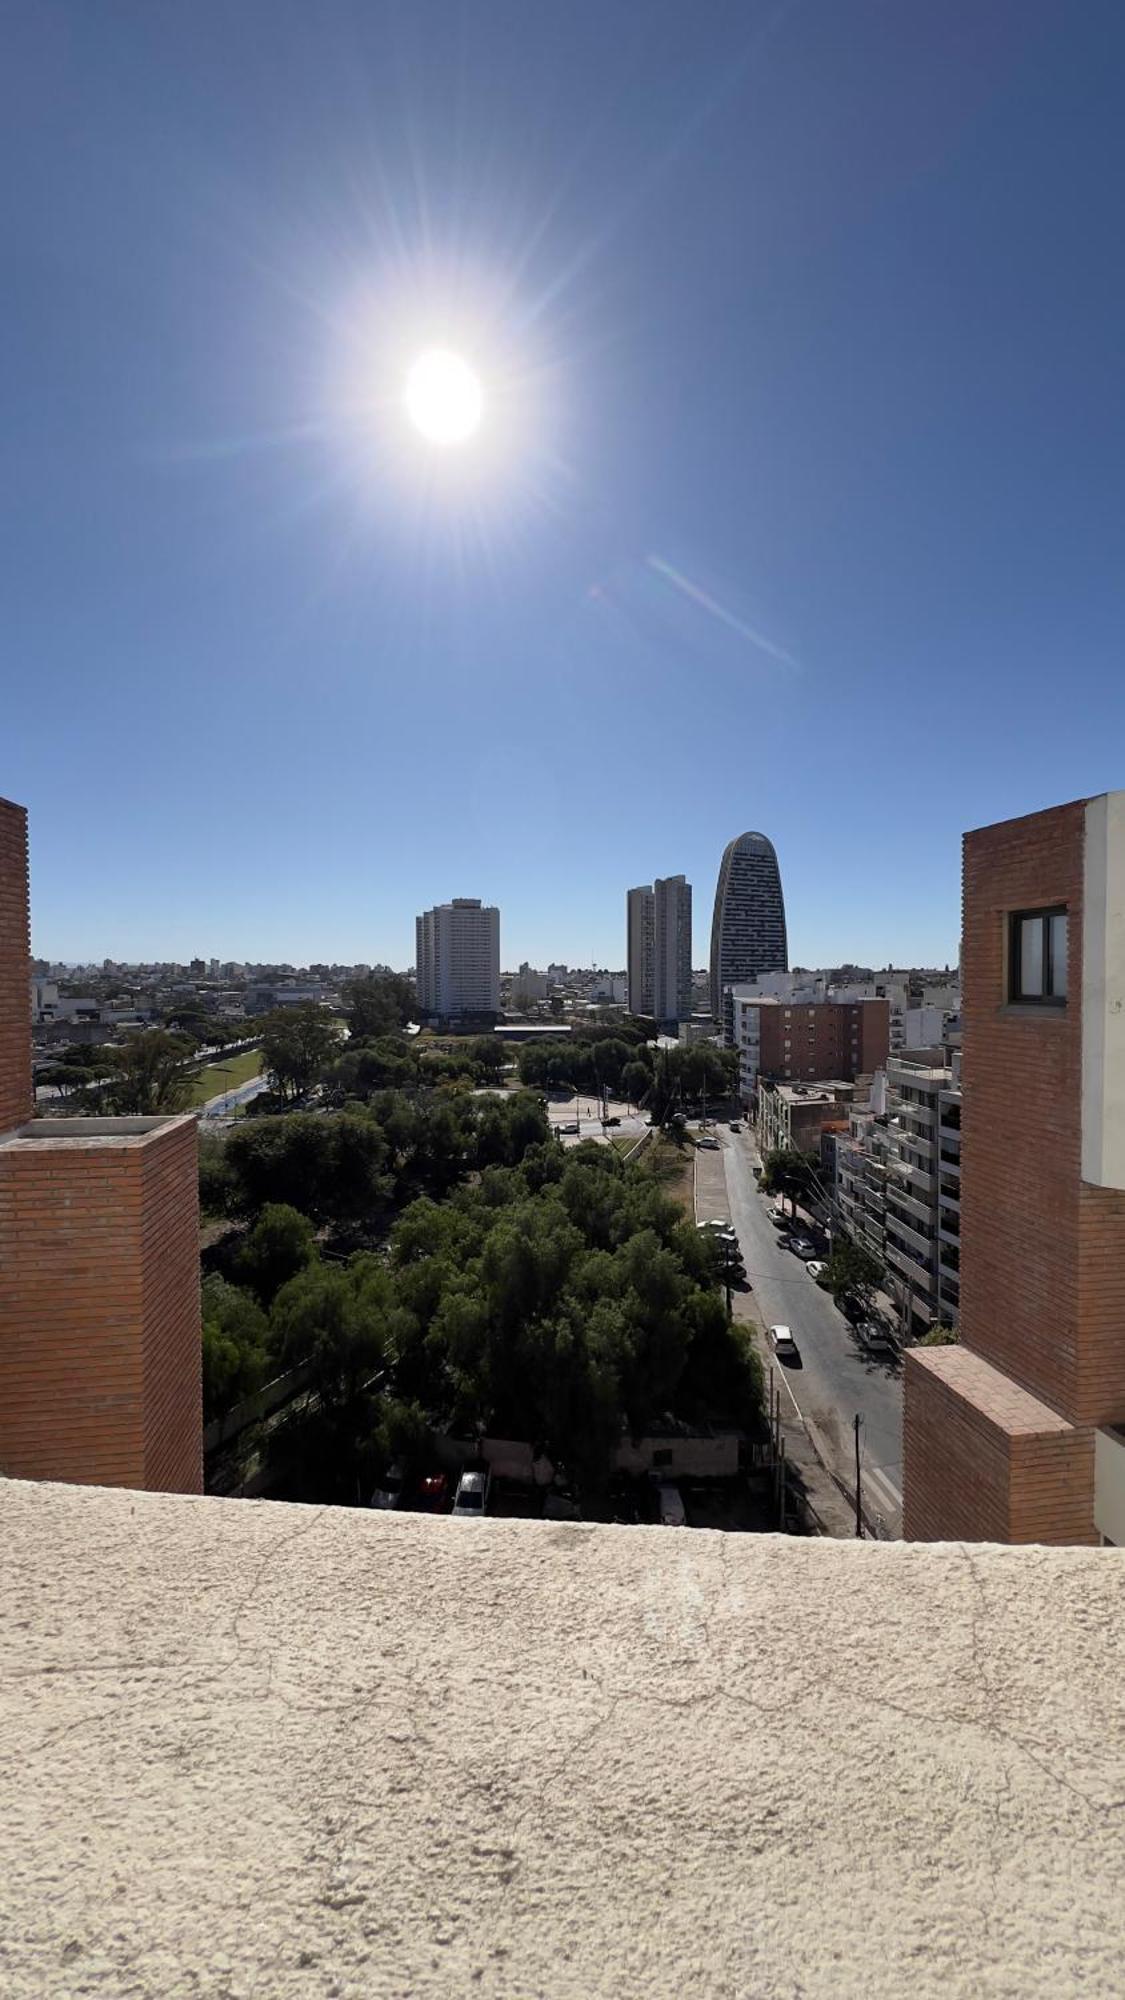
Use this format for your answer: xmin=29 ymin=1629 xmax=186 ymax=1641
xmin=1 ymin=1479 xmax=1124 ymax=1999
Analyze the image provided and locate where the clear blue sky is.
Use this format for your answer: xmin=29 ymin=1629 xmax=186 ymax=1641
xmin=5 ymin=2 xmax=1125 ymax=970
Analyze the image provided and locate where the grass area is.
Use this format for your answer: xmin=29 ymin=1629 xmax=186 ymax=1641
xmin=187 ymin=1046 xmax=263 ymax=1108
xmin=633 ymin=1133 xmax=695 ymax=1215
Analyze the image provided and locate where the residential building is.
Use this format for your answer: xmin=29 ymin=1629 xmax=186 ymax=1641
xmin=626 ymin=885 xmax=654 ymax=1015
xmin=652 ymin=874 xmax=692 ymax=1026
xmin=834 ymin=1084 xmax=894 ymax=1266
xmin=511 ymin=962 xmax=548 ymax=1005
xmin=0 ymin=796 xmax=201 ymax=1494
xmin=730 ymin=993 xmax=889 ymax=1102
xmin=414 ymin=898 xmax=501 ymax=1021
xmin=904 ymin=792 xmax=1125 ymax=1545
xmin=882 ymin=1050 xmax=962 ymax=1337
xmin=757 ymin=1078 xmax=858 ymax=1161
xmin=709 ymin=830 xmax=788 ymax=1024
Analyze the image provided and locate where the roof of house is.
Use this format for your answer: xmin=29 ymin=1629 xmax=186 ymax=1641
xmin=2 ymin=1478 xmax=1124 ymax=1999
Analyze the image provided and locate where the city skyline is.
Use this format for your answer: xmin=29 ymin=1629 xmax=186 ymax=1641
xmin=8 ymin=6 xmax=1125 ymax=969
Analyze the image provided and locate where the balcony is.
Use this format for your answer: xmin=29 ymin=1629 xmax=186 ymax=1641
xmin=892 ymin=1157 xmax=935 ymax=1196
xmin=896 ymin=1097 xmax=936 ymax=1126
xmin=886 ymin=1210 xmax=933 ymax=1259
xmin=886 ymin=1238 xmax=934 ymax=1288
xmin=892 ymin=1126 xmax=934 ymax=1162
xmin=938 ymin=1122 xmax=961 ymax=1149
xmin=939 ymin=1181 xmax=961 ymax=1209
xmin=890 ymin=1187 xmax=931 ymax=1228
xmin=940 ymin=1243 xmax=961 ymax=1275
xmin=939 ymin=1213 xmax=961 ymax=1246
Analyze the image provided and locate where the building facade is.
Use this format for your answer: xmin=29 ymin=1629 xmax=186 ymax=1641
xmin=626 ymin=886 xmax=654 ymax=1016
xmin=757 ymin=1079 xmax=857 ymax=1162
xmin=881 ymin=1050 xmax=962 ymax=1337
xmin=415 ymin=899 xmax=500 ymax=1020
xmin=731 ymin=993 xmax=889 ymax=1101
xmin=904 ymin=793 xmax=1125 ymax=1545
xmin=653 ymin=874 xmax=692 ymax=1026
xmin=0 ymin=796 xmax=201 ymax=1494
xmin=709 ymin=831 xmax=787 ymax=1024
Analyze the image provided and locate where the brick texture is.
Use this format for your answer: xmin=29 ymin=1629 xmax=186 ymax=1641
xmin=903 ymin=1348 xmax=1097 ymax=1544
xmin=0 ymin=797 xmax=33 ymax=1132
xmin=760 ymin=998 xmax=890 ymax=1083
xmin=960 ymin=798 xmax=1125 ymax=1429
xmin=0 ymin=1119 xmax=202 ymax=1492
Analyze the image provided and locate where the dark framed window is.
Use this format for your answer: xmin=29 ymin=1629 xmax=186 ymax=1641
xmin=1009 ymin=907 xmax=1068 ymax=1005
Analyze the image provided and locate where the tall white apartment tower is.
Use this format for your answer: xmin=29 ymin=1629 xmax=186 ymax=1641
xmin=626 ymin=886 xmax=655 ymax=1016
xmin=653 ymin=874 xmax=692 ymax=1026
xmin=414 ymin=899 xmax=501 ymax=1020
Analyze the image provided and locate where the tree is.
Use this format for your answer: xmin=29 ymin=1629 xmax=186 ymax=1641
xmin=620 ymin=1058 xmax=651 ymax=1107
xmin=823 ymin=1232 xmax=883 ymax=1309
xmin=260 ymin=1004 xmax=337 ymax=1104
xmin=920 ymin=1322 xmax=959 ymax=1346
xmin=237 ymin=1202 xmax=318 ymax=1306
xmin=759 ymin=1147 xmax=818 ymax=1218
xmin=469 ymin=1034 xmax=507 ymax=1083
xmin=200 ymin=1276 xmax=271 ymax=1424
xmin=343 ymin=974 xmax=416 ymax=1042
xmin=100 ymin=1030 xmax=196 ymax=1114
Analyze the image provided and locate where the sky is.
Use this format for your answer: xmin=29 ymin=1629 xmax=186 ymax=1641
xmin=5 ymin=1 xmax=1125 ymax=970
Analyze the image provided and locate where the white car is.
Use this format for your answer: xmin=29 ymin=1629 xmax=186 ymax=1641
xmin=370 ymin=1462 xmax=405 ymax=1510
xmin=789 ymin=1238 xmax=817 ymax=1261
xmin=697 ymin=1135 xmax=720 ymax=1151
xmin=858 ymin=1321 xmax=896 ymax=1355
xmin=806 ymin=1260 xmax=828 ymax=1280
xmin=769 ymin=1324 xmax=800 ymax=1361
xmin=452 ymin=1467 xmax=491 ymax=1518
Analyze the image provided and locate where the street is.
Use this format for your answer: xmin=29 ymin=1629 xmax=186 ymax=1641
xmin=200 ymin=1073 xmax=270 ymax=1120
xmin=704 ymin=1130 xmax=904 ymax=1534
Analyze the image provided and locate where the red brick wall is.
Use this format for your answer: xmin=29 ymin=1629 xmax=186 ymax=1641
xmin=759 ymin=999 xmax=889 ymax=1083
xmin=140 ymin=1118 xmax=203 ymax=1492
xmin=961 ymin=802 xmax=1086 ymax=1418
xmin=0 ymin=1119 xmax=202 ymax=1492
xmin=903 ymin=1351 xmax=1012 ymax=1541
xmin=0 ymin=798 xmax=33 ymax=1132
xmin=961 ymin=799 xmax=1125 ymax=1427
xmin=903 ymin=1348 xmax=1097 ymax=1544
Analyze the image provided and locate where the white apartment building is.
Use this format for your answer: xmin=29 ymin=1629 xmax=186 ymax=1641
xmin=653 ymin=874 xmax=692 ymax=1025
xmin=881 ymin=1048 xmax=961 ymax=1335
xmin=626 ymin=887 xmax=655 ymax=1016
xmin=415 ymin=899 xmax=500 ymax=1020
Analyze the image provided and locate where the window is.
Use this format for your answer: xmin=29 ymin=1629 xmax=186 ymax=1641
xmin=1009 ymin=908 xmax=1068 ymax=1004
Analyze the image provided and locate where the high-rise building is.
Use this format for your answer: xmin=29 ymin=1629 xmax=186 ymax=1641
xmin=653 ymin=874 xmax=692 ymax=1026
xmin=415 ymin=898 xmax=500 ymax=1021
xmin=0 ymin=795 xmax=201 ymax=1494
xmin=626 ymin=885 xmax=654 ymax=1016
xmin=710 ymin=832 xmax=788 ymax=1027
xmin=904 ymin=792 xmax=1125 ymax=1545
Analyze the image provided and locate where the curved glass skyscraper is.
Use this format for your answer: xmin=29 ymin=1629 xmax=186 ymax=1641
xmin=710 ymin=832 xmax=788 ymax=1023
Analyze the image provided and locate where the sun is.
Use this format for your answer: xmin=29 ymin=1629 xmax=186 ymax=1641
xmin=403 ymin=348 xmax=483 ymax=446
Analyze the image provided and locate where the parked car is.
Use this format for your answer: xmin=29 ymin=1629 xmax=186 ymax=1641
xmin=452 ymin=1466 xmax=491 ymax=1518
xmin=652 ymin=1480 xmax=687 ymax=1527
xmin=858 ymin=1320 xmax=897 ymax=1355
xmin=544 ymin=1487 xmax=582 ymax=1522
xmin=729 ymin=1120 xmax=743 ymax=1132
xmin=805 ymin=1260 xmax=828 ymax=1280
xmin=370 ymin=1462 xmax=405 ymax=1510
xmin=768 ymin=1208 xmax=789 ymax=1228
xmin=788 ymin=1237 xmax=817 ymax=1260
xmin=697 ymin=1135 xmax=720 ymax=1151
xmin=603 ymin=1115 xmax=621 ymax=1127
xmin=769 ymin=1324 xmax=800 ymax=1362
xmin=559 ymin=1121 xmax=579 ymax=1134
xmin=696 ymin=1218 xmax=730 ymax=1233
xmin=417 ymin=1470 xmax=449 ymax=1512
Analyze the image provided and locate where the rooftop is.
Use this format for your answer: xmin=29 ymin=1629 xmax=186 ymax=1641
xmin=2 ymin=1481 xmax=1123 ymax=1997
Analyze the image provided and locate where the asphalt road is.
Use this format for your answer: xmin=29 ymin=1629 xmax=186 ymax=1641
xmin=200 ymin=1074 xmax=270 ymax=1120
xmin=718 ymin=1131 xmax=904 ymax=1533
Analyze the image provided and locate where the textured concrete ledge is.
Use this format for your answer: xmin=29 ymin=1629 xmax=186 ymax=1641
xmin=1 ymin=1479 xmax=1123 ymax=1998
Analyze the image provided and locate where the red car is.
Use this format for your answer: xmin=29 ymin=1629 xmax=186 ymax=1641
xmin=418 ymin=1471 xmax=449 ymax=1513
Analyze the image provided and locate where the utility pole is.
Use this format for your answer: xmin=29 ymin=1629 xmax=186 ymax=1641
xmin=853 ymin=1413 xmax=863 ymax=1538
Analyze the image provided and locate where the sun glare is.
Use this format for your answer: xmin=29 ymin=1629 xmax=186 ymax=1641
xmin=403 ymin=348 xmax=483 ymax=446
